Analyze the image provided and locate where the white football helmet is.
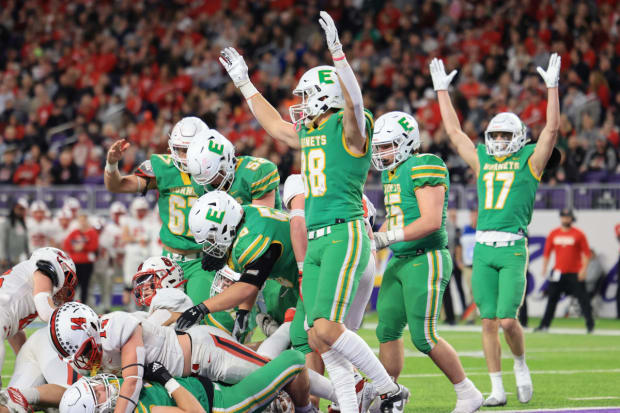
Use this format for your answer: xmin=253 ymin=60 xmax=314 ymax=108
xmin=132 ymin=256 xmax=186 ymax=306
xmin=31 ymin=247 xmax=77 ymax=301
xmin=130 ymin=197 xmax=149 ymax=218
xmin=59 ymin=374 xmax=120 ymax=413
xmin=48 ymin=302 xmax=102 ymax=372
xmin=211 ymin=265 xmax=241 ymax=297
xmin=371 ymin=111 xmax=420 ymax=171
xmin=109 ymin=201 xmax=127 ymax=215
xmin=188 ymin=191 xmax=244 ymax=258
xmin=186 ymin=129 xmax=236 ymax=191
xmin=484 ymin=112 xmax=528 ymax=157
xmin=30 ymin=200 xmax=49 ymax=218
xmin=289 ymin=66 xmax=345 ymax=126
xmin=168 ymin=116 xmax=210 ymax=173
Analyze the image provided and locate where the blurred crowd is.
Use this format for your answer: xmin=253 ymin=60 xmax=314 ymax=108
xmin=0 ymin=196 xmax=161 ymax=313
xmin=0 ymin=0 xmax=619 ymax=186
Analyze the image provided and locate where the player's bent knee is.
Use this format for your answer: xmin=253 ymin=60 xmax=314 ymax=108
xmin=411 ymin=333 xmax=434 ymax=354
xmin=280 ymin=349 xmax=306 ymax=367
xmin=376 ymin=323 xmax=404 ymax=344
xmin=499 ymin=317 xmax=519 ymax=331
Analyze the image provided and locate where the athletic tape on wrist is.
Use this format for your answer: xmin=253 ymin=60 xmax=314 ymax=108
xmin=289 ymin=209 xmax=305 ymax=218
xmin=105 ymin=162 xmax=118 ymax=174
xmin=239 ymin=82 xmax=259 ymax=100
xmin=165 ymin=378 xmax=181 ymax=397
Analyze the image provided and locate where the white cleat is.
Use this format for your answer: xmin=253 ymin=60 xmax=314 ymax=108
xmin=514 ymin=364 xmax=533 ymax=403
xmin=357 ymin=378 xmax=377 ymax=413
xmin=256 ymin=313 xmax=280 ymax=337
xmin=451 ymin=388 xmax=484 ymax=413
xmin=379 ymin=384 xmax=410 ymax=413
xmin=264 ymin=390 xmax=294 ymax=413
xmin=482 ymin=394 xmax=507 ymax=407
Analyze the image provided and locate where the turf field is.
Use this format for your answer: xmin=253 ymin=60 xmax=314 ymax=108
xmin=3 ymin=315 xmax=620 ymax=412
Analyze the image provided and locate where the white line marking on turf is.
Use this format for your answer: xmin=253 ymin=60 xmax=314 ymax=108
xmin=398 ymin=368 xmax=620 ymax=378
xmin=568 ymin=397 xmax=620 ymax=401
xmin=361 ymin=323 xmax=620 ymax=336
xmin=497 ymin=408 xmax=620 ymax=412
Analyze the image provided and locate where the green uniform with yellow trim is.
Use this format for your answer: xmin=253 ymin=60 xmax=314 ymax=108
xmin=191 ymin=156 xmax=282 ymax=209
xmin=472 ymin=143 xmax=539 ymax=319
xmin=191 ymin=155 xmax=283 ymax=335
xmin=299 ymin=107 xmax=373 ymax=325
xmin=129 ymin=349 xmax=304 ymax=413
xmin=376 ymin=153 xmax=451 ymax=354
xmin=138 ymin=154 xmax=233 ymax=332
xmin=227 ymin=205 xmax=311 ymax=354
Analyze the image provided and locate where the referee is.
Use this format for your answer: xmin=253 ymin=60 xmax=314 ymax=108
xmin=536 ymin=209 xmax=594 ymax=333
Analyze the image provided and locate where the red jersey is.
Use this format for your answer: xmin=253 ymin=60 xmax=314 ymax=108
xmin=543 ymin=227 xmax=591 ymax=274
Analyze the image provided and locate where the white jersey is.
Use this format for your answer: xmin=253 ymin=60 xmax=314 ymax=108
xmin=99 ymin=312 xmax=185 ymax=377
xmin=0 ymin=260 xmax=39 ymax=338
xmin=98 ymin=220 xmax=125 ymax=261
xmin=25 ymin=218 xmax=54 ymax=251
xmin=150 ymin=289 xmax=194 ymax=314
xmin=9 ymin=328 xmax=83 ymax=389
xmin=49 ymin=221 xmax=72 ymax=248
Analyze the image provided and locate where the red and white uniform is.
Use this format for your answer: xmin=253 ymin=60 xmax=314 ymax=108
xmin=0 ymin=261 xmax=42 ymax=339
xmin=122 ymin=217 xmax=155 ymax=287
xmin=25 ymin=218 xmax=54 ymax=252
xmin=146 ymin=289 xmax=194 ymax=327
xmin=9 ymin=328 xmax=82 ymax=389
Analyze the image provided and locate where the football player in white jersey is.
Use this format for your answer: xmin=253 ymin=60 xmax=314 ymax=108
xmin=48 ymin=302 xmax=312 ymax=412
xmin=25 ymin=201 xmax=54 ymax=252
xmin=0 ymin=247 xmax=76 ymax=380
xmin=50 ymin=209 xmax=73 ymax=249
xmin=122 ymin=198 xmax=154 ymax=308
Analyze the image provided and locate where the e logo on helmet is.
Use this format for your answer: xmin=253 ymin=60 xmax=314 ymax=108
xmin=398 ymin=117 xmax=414 ymax=132
xmin=206 ymin=208 xmax=225 ymax=224
xmin=318 ymin=70 xmax=335 ymax=84
xmin=208 ymin=140 xmax=224 ymax=155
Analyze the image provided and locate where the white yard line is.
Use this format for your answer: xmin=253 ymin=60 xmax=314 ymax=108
xmin=397 ymin=368 xmax=620 ymax=379
xmin=497 ymin=408 xmax=620 ymax=412
xmin=568 ymin=397 xmax=620 ymax=401
xmin=360 ymin=323 xmax=620 ymax=336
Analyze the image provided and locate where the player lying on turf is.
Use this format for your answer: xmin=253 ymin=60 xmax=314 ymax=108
xmin=371 ymin=111 xmax=483 ymax=413
xmin=0 ymin=247 xmax=77 ymax=379
xmin=48 ymin=301 xmax=311 ymax=413
xmin=59 ymin=352 xmax=305 ymax=413
xmin=430 ymin=53 xmax=561 ymax=406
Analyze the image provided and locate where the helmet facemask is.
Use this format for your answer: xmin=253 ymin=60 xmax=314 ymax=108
xmin=288 ymin=66 xmax=345 ymax=127
xmin=54 ymin=268 xmax=77 ymax=305
xmin=201 ymin=231 xmax=233 ymax=259
xmin=68 ymin=374 xmax=120 ymax=413
xmin=372 ymin=135 xmax=410 ymax=171
xmin=210 ymin=267 xmax=241 ymax=297
xmin=168 ymin=140 xmax=191 ymax=173
xmin=71 ymin=336 xmax=103 ymax=373
xmin=484 ymin=112 xmax=527 ymax=157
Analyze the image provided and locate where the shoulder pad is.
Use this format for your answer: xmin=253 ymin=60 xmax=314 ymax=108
xmin=135 ymin=160 xmax=155 ymax=179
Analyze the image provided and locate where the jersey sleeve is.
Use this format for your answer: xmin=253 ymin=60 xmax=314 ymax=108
xmin=250 ymin=160 xmax=280 ymax=200
xmin=282 ymin=174 xmax=304 ymax=210
xmin=102 ymin=312 xmax=140 ymax=350
xmin=230 ymin=232 xmax=272 ymax=271
xmin=409 ymin=154 xmax=449 ymax=190
xmin=135 ymin=161 xmax=155 ymax=179
xmin=149 ymin=289 xmax=194 ymax=313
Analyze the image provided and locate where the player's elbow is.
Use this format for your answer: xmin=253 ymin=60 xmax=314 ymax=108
xmin=425 ymin=214 xmax=443 ymax=233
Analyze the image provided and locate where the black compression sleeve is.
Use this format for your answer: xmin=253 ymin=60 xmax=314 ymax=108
xmin=238 ymin=243 xmax=282 ymax=289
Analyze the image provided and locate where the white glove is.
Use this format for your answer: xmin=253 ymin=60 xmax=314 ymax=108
xmin=318 ymin=11 xmax=343 ymax=57
xmin=219 ymin=47 xmax=250 ymax=88
xmin=373 ymin=229 xmax=405 ymax=250
xmin=537 ymin=52 xmax=561 ymax=88
xmin=429 ymin=58 xmax=458 ymax=91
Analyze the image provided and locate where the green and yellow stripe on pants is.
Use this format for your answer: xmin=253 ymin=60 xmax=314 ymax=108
xmin=376 ymin=248 xmax=452 ymax=354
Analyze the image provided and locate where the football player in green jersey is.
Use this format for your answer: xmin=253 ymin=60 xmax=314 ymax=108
xmin=218 ymin=11 xmax=407 ymax=413
xmin=104 ymin=116 xmax=233 ymax=333
xmin=59 ymin=351 xmax=305 ymax=413
xmin=430 ymin=53 xmax=561 ymax=406
xmin=186 ymin=129 xmax=282 ymax=209
xmin=371 ymin=111 xmax=483 ymax=413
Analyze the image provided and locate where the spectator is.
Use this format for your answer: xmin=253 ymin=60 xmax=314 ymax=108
xmin=12 ymin=145 xmax=42 ymax=186
xmin=0 ymin=147 xmax=19 ymax=184
xmin=51 ymin=148 xmax=81 ymax=185
xmin=50 ymin=208 xmax=73 ymax=249
xmin=63 ymin=213 xmax=99 ymax=304
xmin=581 ymin=137 xmax=618 ymax=175
xmin=536 ymin=209 xmax=594 ymax=333
xmin=0 ymin=198 xmax=30 ymax=268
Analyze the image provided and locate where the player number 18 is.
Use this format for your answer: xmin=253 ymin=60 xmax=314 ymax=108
xmin=301 ymin=149 xmax=327 ymax=197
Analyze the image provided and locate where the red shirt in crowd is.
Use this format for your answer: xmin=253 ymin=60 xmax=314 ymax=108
xmin=63 ymin=228 xmax=99 ymax=264
xmin=543 ymin=226 xmax=591 ymax=274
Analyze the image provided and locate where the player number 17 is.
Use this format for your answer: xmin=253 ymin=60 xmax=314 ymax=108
xmin=482 ymin=171 xmax=514 ymax=209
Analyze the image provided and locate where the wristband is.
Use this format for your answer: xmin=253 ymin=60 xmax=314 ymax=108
xmin=290 ymin=209 xmax=305 ymax=218
xmin=370 ymin=239 xmax=376 ymax=251
xmin=105 ymin=161 xmax=118 ymax=174
xmin=239 ymin=82 xmax=259 ymax=100
xmin=297 ymin=261 xmax=304 ymax=272
xmin=164 ymin=378 xmax=181 ymax=397
xmin=391 ymin=228 xmax=405 ymax=243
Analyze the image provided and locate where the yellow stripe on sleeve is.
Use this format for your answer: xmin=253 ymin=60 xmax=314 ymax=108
xmin=237 ymin=235 xmax=263 ymax=268
xmin=251 ymin=169 xmax=278 ymax=187
xmin=410 ymin=173 xmax=447 ymax=179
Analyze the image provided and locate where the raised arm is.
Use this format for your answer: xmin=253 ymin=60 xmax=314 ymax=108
xmin=529 ymin=53 xmax=561 ymax=177
xmin=219 ymin=47 xmax=299 ymax=148
xmin=430 ymin=58 xmax=480 ymax=175
xmin=319 ymin=11 xmax=368 ymax=155
xmin=104 ymin=140 xmax=157 ymax=193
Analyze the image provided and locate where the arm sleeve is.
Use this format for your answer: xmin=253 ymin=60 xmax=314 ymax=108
xmin=251 ymin=161 xmax=280 ymax=199
xmin=238 ymin=243 xmax=283 ymax=289
xmin=335 ymin=59 xmax=366 ymax=137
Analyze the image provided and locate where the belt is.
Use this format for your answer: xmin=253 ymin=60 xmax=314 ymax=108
xmin=307 ymin=218 xmax=346 ymax=240
xmin=163 ymin=250 xmax=201 ymax=262
xmin=395 ymin=246 xmax=448 ymax=258
xmin=479 ymin=240 xmax=516 ymax=247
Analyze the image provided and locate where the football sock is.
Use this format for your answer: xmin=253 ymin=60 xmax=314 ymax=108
xmin=331 ymin=329 xmax=398 ymax=395
xmin=256 ymin=322 xmax=291 ymax=360
xmin=514 ymin=354 xmax=527 ymax=370
xmin=20 ymin=387 xmax=40 ymax=405
xmin=453 ymin=378 xmax=476 ymax=399
xmin=489 ymin=371 xmax=505 ymax=396
xmin=307 ymin=368 xmax=338 ymax=402
xmin=322 ymin=349 xmax=358 ymax=413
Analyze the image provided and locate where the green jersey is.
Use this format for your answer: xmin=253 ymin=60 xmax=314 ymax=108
xmin=129 ymin=377 xmax=211 ymax=413
xmin=137 ymin=154 xmax=200 ymax=251
xmin=298 ymin=109 xmax=374 ymax=231
xmin=476 ymin=144 xmax=540 ymax=235
xmin=192 ymin=156 xmax=282 ymax=209
xmin=227 ymin=205 xmax=298 ymax=291
xmin=382 ymin=153 xmax=449 ymax=255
